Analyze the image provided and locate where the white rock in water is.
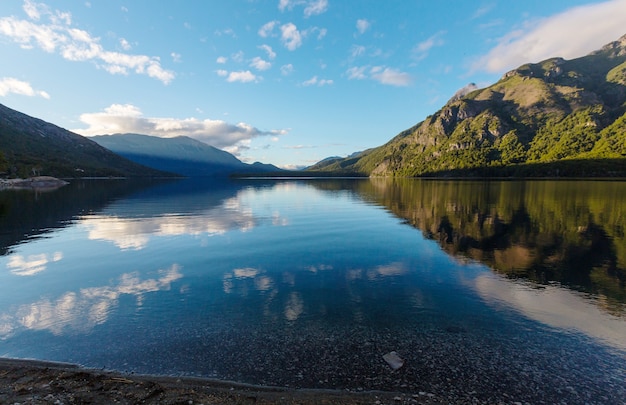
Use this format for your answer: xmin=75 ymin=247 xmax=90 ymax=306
xmin=382 ymin=351 xmax=404 ymax=370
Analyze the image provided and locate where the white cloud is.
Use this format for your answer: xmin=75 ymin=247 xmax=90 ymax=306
xmin=473 ymin=0 xmax=626 ymax=73
xmin=0 ymin=77 xmax=50 ymax=98
xmin=413 ymin=31 xmax=446 ymax=61
xmin=304 ymin=0 xmax=328 ymax=17
xmin=23 ymin=0 xmax=43 ymax=20
xmin=258 ymin=44 xmax=276 ymax=59
xmin=471 ymin=4 xmax=495 ymax=19
xmin=346 ymin=66 xmax=367 ymax=80
xmin=278 ymin=0 xmax=291 ymax=12
xmin=258 ymin=20 xmax=279 ymax=37
xmin=279 ymin=0 xmax=328 ymax=17
xmin=73 ymin=104 xmax=287 ymax=156
xmin=345 ymin=66 xmax=412 ymax=87
xmin=350 ymin=45 xmax=366 ymax=58
xmin=356 ymin=19 xmax=370 ymax=35
xmin=225 ymin=70 xmax=259 ymax=83
xmin=371 ymin=67 xmax=412 ymax=86
xmin=216 ymin=56 xmax=227 ymax=64
xmin=119 ymin=37 xmax=131 ymax=50
xmin=231 ymin=50 xmax=245 ymax=63
xmin=304 ymin=26 xmax=327 ymax=40
xmin=280 ymin=63 xmax=294 ymax=75
xmin=302 ymin=75 xmax=333 ymax=86
xmin=280 ymin=22 xmax=302 ymax=50
xmin=171 ymin=52 xmax=181 ymax=63
xmin=0 ymin=2 xmax=174 ymax=84
xmin=214 ymin=28 xmax=236 ymax=38
xmin=250 ymin=57 xmax=271 ymax=71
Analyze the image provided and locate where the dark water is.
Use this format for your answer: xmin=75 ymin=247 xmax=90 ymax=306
xmin=1 ymin=178 xmax=625 ymax=403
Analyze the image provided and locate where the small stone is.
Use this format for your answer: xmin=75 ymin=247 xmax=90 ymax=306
xmin=383 ymin=351 xmax=405 ymax=370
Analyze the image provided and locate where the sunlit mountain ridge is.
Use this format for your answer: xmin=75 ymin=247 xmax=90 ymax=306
xmin=310 ymin=34 xmax=626 ymax=177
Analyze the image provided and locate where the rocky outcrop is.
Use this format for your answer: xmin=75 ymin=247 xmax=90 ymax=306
xmin=0 ymin=176 xmax=68 ymax=190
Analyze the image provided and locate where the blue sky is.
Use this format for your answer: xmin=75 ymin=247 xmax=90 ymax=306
xmin=1 ymin=0 xmax=625 ymax=168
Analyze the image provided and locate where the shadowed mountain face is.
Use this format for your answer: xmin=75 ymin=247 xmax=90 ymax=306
xmin=91 ymin=133 xmax=282 ymax=177
xmin=0 ymin=104 xmax=167 ymax=178
xmin=311 ymin=34 xmax=626 ymax=177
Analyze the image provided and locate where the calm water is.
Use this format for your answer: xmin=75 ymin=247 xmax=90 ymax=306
xmin=1 ymin=178 xmax=625 ymax=403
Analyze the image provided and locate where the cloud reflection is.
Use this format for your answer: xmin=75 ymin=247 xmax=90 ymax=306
xmin=284 ymin=292 xmax=304 ymax=321
xmin=367 ymin=262 xmax=407 ymax=279
xmin=474 ymin=273 xmax=626 ymax=351
xmin=82 ymin=202 xmax=256 ymax=250
xmin=7 ymin=252 xmax=63 ymax=276
xmin=221 ymin=261 xmax=408 ymax=323
xmin=0 ymin=264 xmax=182 ymax=338
xmin=223 ymin=267 xmax=275 ymax=294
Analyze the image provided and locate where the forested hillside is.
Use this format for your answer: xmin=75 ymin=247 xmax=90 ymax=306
xmin=311 ymin=34 xmax=626 ymax=177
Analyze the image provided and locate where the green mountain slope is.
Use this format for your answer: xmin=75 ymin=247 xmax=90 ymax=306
xmin=0 ymin=103 xmax=169 ymax=178
xmin=312 ymin=34 xmax=626 ymax=177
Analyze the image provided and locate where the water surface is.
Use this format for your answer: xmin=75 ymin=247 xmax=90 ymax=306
xmin=1 ymin=178 xmax=624 ymax=403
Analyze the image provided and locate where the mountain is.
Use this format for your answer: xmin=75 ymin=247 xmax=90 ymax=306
xmin=0 ymin=103 xmax=167 ymax=178
xmin=311 ymin=34 xmax=626 ymax=177
xmin=91 ymin=133 xmax=282 ymax=176
xmin=306 ymin=150 xmax=371 ymax=171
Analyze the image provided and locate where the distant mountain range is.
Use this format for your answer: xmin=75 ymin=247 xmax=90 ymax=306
xmin=0 ymin=103 xmax=166 ymax=178
xmin=0 ymin=104 xmax=282 ymax=178
xmin=311 ymin=34 xmax=626 ymax=177
xmin=91 ymin=134 xmax=282 ymax=177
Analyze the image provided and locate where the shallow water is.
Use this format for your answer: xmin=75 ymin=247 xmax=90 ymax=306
xmin=1 ymin=178 xmax=625 ymax=403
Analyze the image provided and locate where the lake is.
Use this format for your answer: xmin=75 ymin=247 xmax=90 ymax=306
xmin=1 ymin=178 xmax=625 ymax=403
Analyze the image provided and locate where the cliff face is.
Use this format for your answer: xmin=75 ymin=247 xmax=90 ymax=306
xmin=314 ymin=34 xmax=626 ymax=177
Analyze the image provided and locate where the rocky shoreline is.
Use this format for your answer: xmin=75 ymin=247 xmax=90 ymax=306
xmin=0 ymin=358 xmax=448 ymax=405
xmin=0 ymin=176 xmax=68 ymax=191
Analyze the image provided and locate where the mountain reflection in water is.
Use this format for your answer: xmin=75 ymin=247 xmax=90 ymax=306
xmin=0 ymin=178 xmax=625 ymax=403
xmin=348 ymin=179 xmax=626 ymax=316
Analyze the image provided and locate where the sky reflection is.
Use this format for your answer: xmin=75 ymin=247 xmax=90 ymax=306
xmin=7 ymin=251 xmax=63 ymax=276
xmin=0 ymin=264 xmax=182 ymax=338
xmin=0 ymin=178 xmax=624 ymax=392
xmin=473 ymin=272 xmax=626 ymax=352
xmin=81 ymin=201 xmax=257 ymax=250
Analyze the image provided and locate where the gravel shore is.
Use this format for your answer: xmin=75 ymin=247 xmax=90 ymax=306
xmin=0 ymin=358 xmax=447 ymax=405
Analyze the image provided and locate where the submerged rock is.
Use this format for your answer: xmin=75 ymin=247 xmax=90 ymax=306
xmin=382 ymin=351 xmax=404 ymax=370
